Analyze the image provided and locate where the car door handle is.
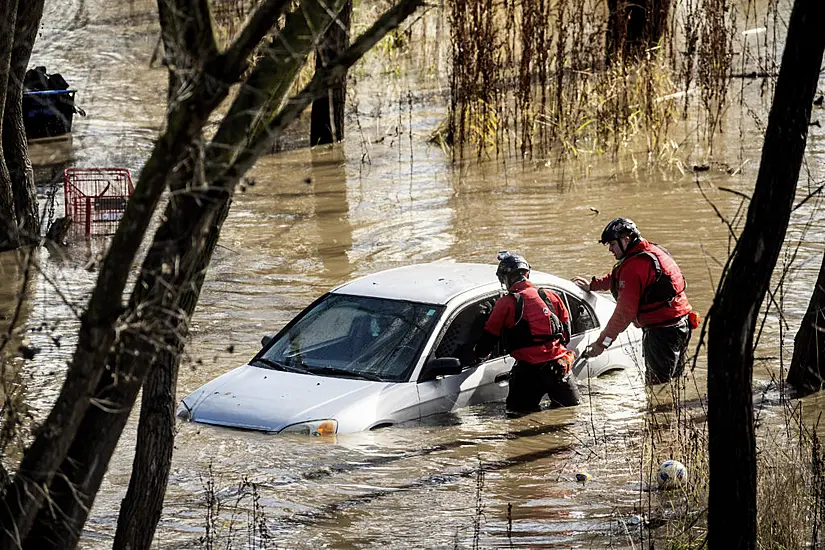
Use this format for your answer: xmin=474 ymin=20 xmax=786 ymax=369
xmin=494 ymin=371 xmax=511 ymax=384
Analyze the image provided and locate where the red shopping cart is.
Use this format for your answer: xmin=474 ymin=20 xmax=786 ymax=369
xmin=63 ymin=167 xmax=133 ymax=236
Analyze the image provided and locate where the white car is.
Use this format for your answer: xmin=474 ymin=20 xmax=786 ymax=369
xmin=177 ymin=263 xmax=642 ymax=435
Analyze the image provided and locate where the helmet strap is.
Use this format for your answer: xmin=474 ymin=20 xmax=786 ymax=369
xmin=617 ymin=234 xmax=639 ymax=258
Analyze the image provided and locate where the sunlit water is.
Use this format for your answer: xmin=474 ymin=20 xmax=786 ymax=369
xmin=0 ymin=0 xmax=823 ymax=547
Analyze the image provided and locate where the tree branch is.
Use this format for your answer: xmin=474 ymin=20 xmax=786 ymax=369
xmin=206 ymin=0 xmax=350 ymax=175
xmin=225 ymin=0 xmax=428 ymax=182
xmin=0 ymin=13 xmax=249 ymax=546
xmin=220 ymin=0 xmax=292 ymax=75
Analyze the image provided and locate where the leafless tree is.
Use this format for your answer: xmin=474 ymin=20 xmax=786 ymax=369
xmin=606 ymin=0 xmax=671 ymax=63
xmin=0 ymin=0 xmax=424 ymax=547
xmin=0 ymin=0 xmax=44 ymax=251
xmin=787 ymin=249 xmax=825 ymax=394
xmin=312 ymin=0 xmax=353 ymax=145
xmin=706 ymin=0 xmax=825 ymax=547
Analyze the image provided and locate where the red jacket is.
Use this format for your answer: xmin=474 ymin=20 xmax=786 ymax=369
xmin=483 ymin=280 xmax=570 ymax=363
xmin=591 ymin=239 xmax=692 ymax=345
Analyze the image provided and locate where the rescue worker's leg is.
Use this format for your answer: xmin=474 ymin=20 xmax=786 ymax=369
xmin=540 ymin=353 xmax=581 ymax=407
xmin=642 ymin=318 xmax=691 ymax=384
xmin=505 ymin=361 xmax=544 ymax=416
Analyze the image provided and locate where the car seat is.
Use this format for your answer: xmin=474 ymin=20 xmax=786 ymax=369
xmin=435 ymin=300 xmax=494 ymax=366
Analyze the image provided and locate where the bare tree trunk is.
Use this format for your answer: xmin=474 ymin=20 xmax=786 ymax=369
xmin=706 ymin=0 xmax=825 ymax=548
xmin=787 ymin=249 xmax=825 ymax=393
xmin=112 ymin=199 xmax=229 ymax=550
xmin=4 ymin=0 xmax=44 ymax=246
xmin=15 ymin=0 xmax=422 ymax=545
xmin=0 ymin=0 xmax=20 ymax=251
xmin=106 ymin=4 xmax=221 ymax=539
xmin=28 ymin=189 xmax=230 ymax=548
xmin=0 ymin=0 xmax=279 ymax=532
xmin=606 ymin=0 xmax=671 ymax=64
xmin=111 ymin=350 xmax=178 ymax=548
xmin=311 ymin=0 xmax=351 ymax=145
xmin=0 ymin=64 xmax=236 ymax=550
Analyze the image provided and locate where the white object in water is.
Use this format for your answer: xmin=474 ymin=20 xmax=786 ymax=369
xmin=742 ymin=27 xmax=767 ymax=36
xmin=656 ymin=459 xmax=687 ymax=489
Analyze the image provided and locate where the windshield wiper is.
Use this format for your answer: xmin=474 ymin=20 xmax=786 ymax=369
xmin=251 ymin=357 xmax=312 ymax=375
xmin=306 ymin=365 xmax=386 ymax=382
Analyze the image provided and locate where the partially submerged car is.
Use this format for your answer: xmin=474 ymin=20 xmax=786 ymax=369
xmin=177 ymin=263 xmax=643 ymax=435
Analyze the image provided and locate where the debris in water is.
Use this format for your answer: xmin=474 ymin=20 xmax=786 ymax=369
xmin=626 ymin=514 xmax=644 ymax=526
xmin=742 ymin=27 xmax=766 ymax=35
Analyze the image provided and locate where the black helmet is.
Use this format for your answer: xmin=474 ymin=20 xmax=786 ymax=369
xmin=496 ymin=251 xmax=530 ymax=285
xmin=599 ymin=217 xmax=641 ymax=244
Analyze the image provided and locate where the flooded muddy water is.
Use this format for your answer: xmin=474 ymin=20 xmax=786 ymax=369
xmin=1 ymin=0 xmax=824 ymax=547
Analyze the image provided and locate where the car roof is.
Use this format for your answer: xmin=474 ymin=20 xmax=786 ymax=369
xmin=331 ymin=262 xmax=577 ymax=305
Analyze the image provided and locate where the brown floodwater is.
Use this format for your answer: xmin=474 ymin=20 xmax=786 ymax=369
xmin=1 ymin=0 xmax=824 ymax=547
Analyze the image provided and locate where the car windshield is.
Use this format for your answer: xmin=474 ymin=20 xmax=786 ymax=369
xmin=257 ymin=294 xmax=444 ymax=382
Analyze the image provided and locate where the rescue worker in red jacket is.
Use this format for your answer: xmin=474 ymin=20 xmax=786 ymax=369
xmin=572 ymin=218 xmax=695 ymax=385
xmin=476 ymin=252 xmax=580 ymax=417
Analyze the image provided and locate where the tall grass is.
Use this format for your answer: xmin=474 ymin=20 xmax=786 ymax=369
xmin=635 ymin=378 xmax=825 ymax=548
xmin=445 ymin=0 xmax=781 ymax=164
xmin=199 ymin=463 xmax=272 ymax=549
xmin=210 ymin=0 xmax=784 ymax=168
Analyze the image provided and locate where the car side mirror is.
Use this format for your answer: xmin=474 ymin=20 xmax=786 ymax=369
xmin=419 ymin=357 xmax=462 ymax=382
xmin=261 ymin=334 xmax=273 ymax=347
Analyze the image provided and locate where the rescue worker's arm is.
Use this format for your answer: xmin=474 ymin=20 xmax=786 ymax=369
xmin=474 ymin=297 xmax=511 ymax=359
xmin=572 ymin=274 xmax=610 ymax=292
xmin=589 ymin=274 xmax=611 ymax=292
xmin=588 ymin=266 xmax=646 ymax=357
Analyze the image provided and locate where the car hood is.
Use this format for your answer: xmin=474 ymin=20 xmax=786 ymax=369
xmin=178 ymin=364 xmax=403 ymax=433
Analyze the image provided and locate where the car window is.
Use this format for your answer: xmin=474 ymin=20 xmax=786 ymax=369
xmin=433 ymin=295 xmax=501 ymax=367
xmin=564 ymin=292 xmax=599 ymax=335
xmin=260 ymin=294 xmax=443 ymax=382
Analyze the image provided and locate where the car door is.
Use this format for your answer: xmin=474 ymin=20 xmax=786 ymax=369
xmin=553 ymin=288 xmax=611 ymax=378
xmin=416 ymin=294 xmax=514 ymax=418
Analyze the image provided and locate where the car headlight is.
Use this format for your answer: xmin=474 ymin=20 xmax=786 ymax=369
xmin=279 ymin=419 xmax=338 ymax=436
xmin=176 ymin=402 xmax=192 ymax=421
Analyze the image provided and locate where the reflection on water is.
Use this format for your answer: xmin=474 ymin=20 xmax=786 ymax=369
xmin=312 ymin=147 xmax=354 ymax=279
xmin=0 ymin=0 xmax=823 ymax=547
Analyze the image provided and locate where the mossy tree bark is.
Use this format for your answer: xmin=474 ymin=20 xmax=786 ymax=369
xmin=706 ymin=0 xmax=825 ymax=548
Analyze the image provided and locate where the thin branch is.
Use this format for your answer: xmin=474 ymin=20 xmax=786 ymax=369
xmin=221 ymin=0 xmax=292 ymax=75
xmin=226 ymin=0 xmax=429 ymax=183
xmin=696 ymin=179 xmax=739 ymax=243
xmin=792 ymin=181 xmax=825 ymax=212
xmin=718 ymin=186 xmax=752 ymax=201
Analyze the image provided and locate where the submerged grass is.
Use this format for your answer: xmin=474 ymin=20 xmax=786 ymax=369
xmin=626 ymin=377 xmax=825 ymax=549
xmin=199 ymin=462 xmax=272 ymax=549
xmin=210 ymin=0 xmax=784 ymax=172
xmin=446 ymin=0 xmax=750 ymax=164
